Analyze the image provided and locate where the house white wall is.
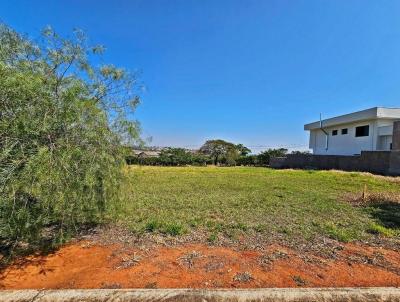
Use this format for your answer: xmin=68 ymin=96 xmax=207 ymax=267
xmin=309 ymin=120 xmax=397 ymax=155
xmin=376 ymin=119 xmax=395 ymax=151
xmin=306 ymin=108 xmax=400 ymax=156
xmin=310 ymin=121 xmax=378 ymax=155
xmin=310 ymin=120 xmax=397 ymax=155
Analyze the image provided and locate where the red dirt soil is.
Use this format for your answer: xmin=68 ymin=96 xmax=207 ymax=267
xmin=1 ymin=242 xmax=400 ymax=289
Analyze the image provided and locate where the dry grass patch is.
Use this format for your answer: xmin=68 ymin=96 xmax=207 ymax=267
xmin=345 ymin=190 xmax=400 ymax=206
xmin=233 ymin=271 xmax=253 ymax=283
xmin=344 ymin=188 xmax=400 ymax=238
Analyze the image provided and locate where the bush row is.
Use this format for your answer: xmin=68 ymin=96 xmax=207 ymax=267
xmin=126 ymin=148 xmax=304 ymax=167
xmin=127 ymin=148 xmax=211 ymax=166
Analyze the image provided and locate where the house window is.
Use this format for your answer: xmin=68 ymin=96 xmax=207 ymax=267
xmin=332 ymin=130 xmax=338 ymax=136
xmin=341 ymin=128 xmax=348 ymax=135
xmin=355 ymin=125 xmax=369 ymax=137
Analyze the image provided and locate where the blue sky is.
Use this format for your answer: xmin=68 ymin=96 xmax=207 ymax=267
xmin=2 ymin=0 xmax=400 ymax=152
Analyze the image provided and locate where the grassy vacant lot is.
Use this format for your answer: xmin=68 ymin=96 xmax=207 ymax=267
xmin=110 ymin=166 xmax=400 ymax=243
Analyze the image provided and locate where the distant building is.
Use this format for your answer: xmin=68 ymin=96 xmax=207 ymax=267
xmin=132 ymin=149 xmax=161 ymax=158
xmin=304 ymin=107 xmax=400 ymax=156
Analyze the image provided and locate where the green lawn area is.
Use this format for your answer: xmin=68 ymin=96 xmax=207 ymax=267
xmin=110 ymin=166 xmax=400 ymax=243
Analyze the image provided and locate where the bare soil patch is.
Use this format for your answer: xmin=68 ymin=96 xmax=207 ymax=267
xmin=1 ymin=239 xmax=400 ymax=289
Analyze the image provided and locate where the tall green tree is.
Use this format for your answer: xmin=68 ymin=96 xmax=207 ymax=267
xmin=0 ymin=24 xmax=142 ymax=251
xmin=199 ymin=139 xmax=238 ymax=165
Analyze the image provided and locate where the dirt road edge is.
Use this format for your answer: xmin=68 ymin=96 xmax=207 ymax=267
xmin=1 ymin=288 xmax=400 ymax=302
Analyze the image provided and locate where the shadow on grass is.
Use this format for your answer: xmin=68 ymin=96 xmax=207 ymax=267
xmin=368 ymin=202 xmax=400 ymax=230
xmin=344 ymin=191 xmax=400 ymax=236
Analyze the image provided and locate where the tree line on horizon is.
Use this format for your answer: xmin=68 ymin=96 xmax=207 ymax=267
xmin=127 ymin=139 xmax=309 ymax=167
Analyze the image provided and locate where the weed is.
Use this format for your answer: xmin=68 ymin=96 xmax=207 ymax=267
xmin=208 ymin=232 xmax=218 ymax=243
xmin=233 ymin=223 xmax=248 ymax=231
xmin=144 ymin=221 xmax=185 ymax=236
xmin=114 ymin=253 xmax=142 ymax=270
xmin=292 ymin=275 xmax=307 ymax=286
xmin=163 ymin=223 xmax=185 ymax=236
xmin=259 ymin=250 xmax=289 ymax=266
xmin=178 ymin=251 xmax=202 ymax=268
xmin=233 ymin=271 xmax=253 ymax=283
xmin=254 ymin=224 xmax=266 ymax=232
xmin=145 ymin=221 xmax=161 ymax=232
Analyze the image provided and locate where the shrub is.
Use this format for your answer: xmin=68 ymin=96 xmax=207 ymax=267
xmin=135 ymin=156 xmax=159 ymax=166
xmin=257 ymin=148 xmax=288 ymax=166
xmin=158 ymin=148 xmax=192 ymax=166
xmin=163 ymin=223 xmax=185 ymax=236
xmin=191 ymin=153 xmax=208 ymax=166
xmin=236 ymin=155 xmax=258 ymax=166
xmin=127 ymin=149 xmax=209 ymax=166
xmin=0 ymin=24 xmax=141 ymax=252
xmin=145 ymin=220 xmax=162 ymax=232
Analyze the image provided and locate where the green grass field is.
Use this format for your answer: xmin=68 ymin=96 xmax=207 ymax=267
xmin=110 ymin=166 xmax=400 ymax=243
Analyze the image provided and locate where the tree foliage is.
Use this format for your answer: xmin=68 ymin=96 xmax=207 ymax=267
xmin=127 ymin=148 xmax=209 ymax=166
xmin=127 ymin=144 xmax=290 ymax=167
xmin=235 ymin=144 xmax=251 ymax=156
xmin=158 ymin=148 xmax=193 ymax=166
xmin=199 ymin=139 xmax=238 ymax=165
xmin=257 ymin=148 xmax=288 ymax=166
xmin=0 ymin=24 xmax=142 ymax=251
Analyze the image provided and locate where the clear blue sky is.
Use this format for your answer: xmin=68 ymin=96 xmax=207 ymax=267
xmin=2 ymin=0 xmax=400 ymax=152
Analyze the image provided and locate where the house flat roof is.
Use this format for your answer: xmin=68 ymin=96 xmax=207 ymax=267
xmin=304 ymin=107 xmax=400 ymax=130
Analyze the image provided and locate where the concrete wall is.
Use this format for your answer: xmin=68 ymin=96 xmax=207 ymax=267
xmin=270 ymin=151 xmax=400 ymax=176
xmin=389 ymin=151 xmax=400 ymax=175
xmin=393 ymin=121 xmax=400 ymax=151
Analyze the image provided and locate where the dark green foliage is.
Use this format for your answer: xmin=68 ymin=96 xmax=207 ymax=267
xmin=127 ymin=145 xmax=292 ymax=167
xmin=257 ymin=148 xmax=288 ymax=166
xmin=236 ymin=155 xmax=258 ymax=166
xmin=191 ymin=153 xmax=210 ymax=166
xmin=199 ymin=140 xmax=253 ymax=166
xmin=199 ymin=139 xmax=239 ymax=165
xmin=158 ymin=148 xmax=193 ymax=166
xmin=127 ymin=148 xmax=209 ymax=166
xmin=235 ymin=144 xmax=251 ymax=156
xmin=0 ymin=24 xmax=141 ymax=252
xmin=290 ymin=150 xmax=311 ymax=155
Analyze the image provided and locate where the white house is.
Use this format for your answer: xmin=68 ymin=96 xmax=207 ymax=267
xmin=304 ymin=107 xmax=400 ymax=156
